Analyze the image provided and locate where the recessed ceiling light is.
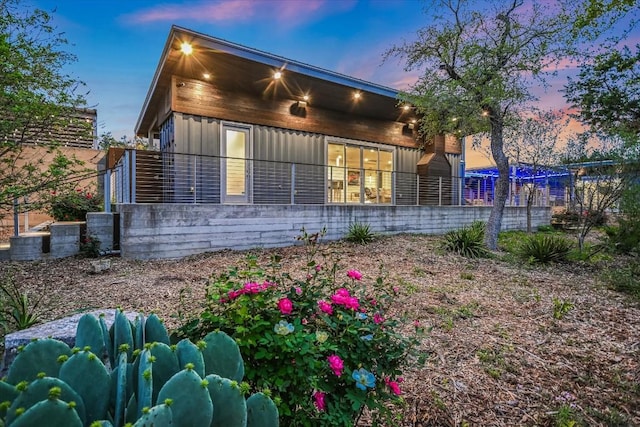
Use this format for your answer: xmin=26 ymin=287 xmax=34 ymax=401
xmin=353 ymin=92 xmax=361 ymax=100
xmin=274 ymin=71 xmax=282 ymax=80
xmin=180 ymin=42 xmax=193 ymax=55
xmin=303 ymin=94 xmax=310 ymax=101
xmin=203 ymin=73 xmax=211 ymax=79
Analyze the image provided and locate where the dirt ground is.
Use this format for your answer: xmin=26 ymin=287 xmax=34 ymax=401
xmin=0 ymin=233 xmax=638 ymax=426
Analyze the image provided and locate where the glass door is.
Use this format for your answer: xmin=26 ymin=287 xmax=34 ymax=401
xmin=222 ymin=125 xmax=251 ymax=203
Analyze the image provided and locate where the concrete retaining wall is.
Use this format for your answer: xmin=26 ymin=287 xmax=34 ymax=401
xmin=118 ymin=204 xmax=551 ymax=260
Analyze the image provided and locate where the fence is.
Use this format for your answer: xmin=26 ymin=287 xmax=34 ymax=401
xmin=109 ymin=150 xmax=567 ymax=208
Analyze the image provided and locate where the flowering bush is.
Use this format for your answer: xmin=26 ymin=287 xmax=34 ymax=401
xmin=47 ymin=186 xmax=101 ymax=221
xmin=175 ymin=228 xmax=424 ymax=426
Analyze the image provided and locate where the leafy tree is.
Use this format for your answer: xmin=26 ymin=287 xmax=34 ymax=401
xmin=0 ymin=0 xmax=92 ymax=219
xmin=386 ymin=0 xmax=571 ymax=249
xmin=503 ymin=110 xmax=567 ymax=232
xmin=565 ymin=45 xmax=640 ymax=145
xmin=562 ymin=132 xmax=638 ymax=252
xmin=98 ymin=132 xmax=152 ymax=151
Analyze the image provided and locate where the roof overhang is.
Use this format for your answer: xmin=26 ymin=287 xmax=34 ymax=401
xmin=135 ymin=26 xmax=413 ymax=136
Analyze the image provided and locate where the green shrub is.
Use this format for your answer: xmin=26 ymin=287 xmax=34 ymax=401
xmin=440 ymin=221 xmax=488 ymax=258
xmin=47 ymin=187 xmax=101 ymax=221
xmin=79 ymin=235 xmax=102 ymax=258
xmin=537 ymin=224 xmax=555 ymax=233
xmin=518 ymin=234 xmax=572 ymax=264
xmin=0 ymin=269 xmax=42 ymax=331
xmin=175 ymin=228 xmax=424 ymax=427
xmin=345 ymin=222 xmax=375 ymax=244
xmin=601 ymin=260 xmax=640 ymax=299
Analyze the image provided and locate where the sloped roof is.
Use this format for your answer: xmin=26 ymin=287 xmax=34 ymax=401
xmin=136 ymin=26 xmax=414 ymax=136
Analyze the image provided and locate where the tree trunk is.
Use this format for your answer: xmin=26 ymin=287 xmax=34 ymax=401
xmin=485 ymin=114 xmax=509 ymax=250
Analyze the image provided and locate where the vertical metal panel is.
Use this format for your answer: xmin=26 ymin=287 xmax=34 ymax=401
xmin=253 ymin=126 xmax=325 ymax=204
xmin=446 ymin=153 xmax=462 ymax=205
xmin=396 ymin=147 xmax=421 ymax=205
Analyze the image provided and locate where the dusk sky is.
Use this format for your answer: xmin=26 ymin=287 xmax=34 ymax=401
xmin=30 ymin=0 xmax=632 ymax=165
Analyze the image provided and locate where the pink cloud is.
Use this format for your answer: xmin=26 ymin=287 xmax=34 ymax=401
xmin=121 ymin=0 xmax=351 ymax=27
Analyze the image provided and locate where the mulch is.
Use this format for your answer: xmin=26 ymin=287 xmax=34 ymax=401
xmin=0 ymin=233 xmax=638 ymax=426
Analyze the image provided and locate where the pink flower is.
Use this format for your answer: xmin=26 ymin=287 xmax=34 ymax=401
xmin=277 ymin=298 xmax=293 ymax=315
xmin=393 ymin=286 xmax=399 ymax=293
xmin=374 ymin=313 xmax=384 ymax=324
xmin=327 ymin=354 xmax=344 ymax=376
xmin=315 ymin=264 xmax=323 ymax=272
xmin=301 ymin=318 xmax=308 ymax=325
xmin=385 ymin=377 xmax=402 ymax=395
xmin=295 ymin=287 xmax=302 ymax=295
xmin=313 ymin=391 xmax=326 ymax=411
xmin=331 ymin=288 xmax=360 ymax=310
xmin=318 ymin=300 xmax=333 ymax=315
xmin=347 ymin=270 xmax=363 ymax=280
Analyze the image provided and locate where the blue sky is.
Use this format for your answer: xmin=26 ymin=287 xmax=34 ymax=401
xmin=30 ymin=0 xmax=592 ymax=143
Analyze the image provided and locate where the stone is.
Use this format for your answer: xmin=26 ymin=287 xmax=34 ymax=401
xmin=89 ymin=258 xmax=112 ymax=273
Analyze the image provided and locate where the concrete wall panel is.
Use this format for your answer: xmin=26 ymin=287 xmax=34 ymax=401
xmin=118 ymin=204 xmax=550 ymax=260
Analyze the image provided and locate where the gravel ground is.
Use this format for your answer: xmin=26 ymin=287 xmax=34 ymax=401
xmin=0 ymin=233 xmax=638 ymax=426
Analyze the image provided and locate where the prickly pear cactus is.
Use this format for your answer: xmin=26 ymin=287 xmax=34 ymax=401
xmin=0 ymin=310 xmax=280 ymax=427
xmin=156 ymin=365 xmax=213 ymax=427
xmin=6 ymin=376 xmax=86 ymax=426
xmin=132 ymin=402 xmax=173 ymax=427
xmin=59 ymin=350 xmax=110 ymax=422
xmin=75 ymin=313 xmax=106 ymax=359
xmin=201 ymin=331 xmax=245 ymax=382
xmin=6 ymin=339 xmax=72 ymax=385
xmin=246 ymin=392 xmax=279 ymax=427
xmin=205 ymin=374 xmax=247 ymax=427
xmin=10 ymin=388 xmax=83 ymax=427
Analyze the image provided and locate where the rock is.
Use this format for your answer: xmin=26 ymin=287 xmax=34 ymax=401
xmin=89 ymin=258 xmax=112 ymax=273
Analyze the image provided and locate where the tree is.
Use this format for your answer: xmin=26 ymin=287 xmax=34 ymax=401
xmin=0 ymin=0 xmax=91 ymax=219
xmin=386 ymin=0 xmax=571 ymax=249
xmin=503 ymin=110 xmax=567 ymax=232
xmin=98 ymin=132 xmax=152 ymax=151
xmin=562 ymin=132 xmax=638 ymax=251
xmin=565 ymin=45 xmax=640 ymax=145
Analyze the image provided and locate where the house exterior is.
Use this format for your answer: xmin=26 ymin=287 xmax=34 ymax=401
xmin=106 ymin=26 xmax=550 ymax=260
xmin=133 ymin=26 xmax=463 ymax=207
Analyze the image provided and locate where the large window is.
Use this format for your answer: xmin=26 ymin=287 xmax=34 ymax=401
xmin=327 ymin=142 xmax=393 ymax=204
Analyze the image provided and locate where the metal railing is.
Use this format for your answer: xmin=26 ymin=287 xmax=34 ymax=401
xmin=110 ymin=150 xmax=567 ymax=208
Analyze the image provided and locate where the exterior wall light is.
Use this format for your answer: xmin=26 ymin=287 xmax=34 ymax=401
xmin=273 ymin=71 xmax=282 ymax=80
xmin=353 ymin=92 xmax=361 ymax=100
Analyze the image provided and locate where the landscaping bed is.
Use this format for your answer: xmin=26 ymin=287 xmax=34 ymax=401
xmin=0 ymin=233 xmax=638 ymax=426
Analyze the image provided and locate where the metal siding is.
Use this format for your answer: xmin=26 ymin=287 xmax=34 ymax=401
xmin=396 ymin=147 xmax=420 ymax=205
xmin=253 ymin=126 xmax=325 ymax=204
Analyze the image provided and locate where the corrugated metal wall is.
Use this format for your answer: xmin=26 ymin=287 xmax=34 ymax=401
xmin=253 ymin=126 xmax=325 ymax=204
xmin=168 ymin=114 xmax=465 ymax=206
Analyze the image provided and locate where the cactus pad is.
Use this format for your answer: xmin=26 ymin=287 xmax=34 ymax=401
xmin=157 ymin=369 xmax=213 ymax=427
xmin=6 ymin=339 xmax=72 ymax=385
xmin=201 ymin=331 xmax=244 ymax=382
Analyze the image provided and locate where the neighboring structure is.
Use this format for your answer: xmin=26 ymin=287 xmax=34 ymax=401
xmin=131 ymin=26 xmax=462 ymax=207
xmin=0 ymin=108 xmax=102 ymax=235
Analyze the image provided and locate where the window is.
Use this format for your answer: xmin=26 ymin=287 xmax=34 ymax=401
xmin=327 ymin=142 xmax=393 ymax=204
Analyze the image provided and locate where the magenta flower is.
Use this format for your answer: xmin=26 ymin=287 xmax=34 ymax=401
xmin=277 ymin=298 xmax=293 ymax=315
xmin=318 ymin=300 xmax=333 ymax=315
xmin=347 ymin=269 xmax=363 ymax=280
xmin=331 ymin=288 xmax=360 ymax=310
xmin=374 ymin=313 xmax=384 ymax=324
xmin=327 ymin=354 xmax=344 ymax=376
xmin=313 ymin=391 xmax=326 ymax=411
xmin=384 ymin=377 xmax=402 ymax=395
xmin=295 ymin=286 xmax=302 ymax=295
xmin=315 ymin=264 xmax=323 ymax=272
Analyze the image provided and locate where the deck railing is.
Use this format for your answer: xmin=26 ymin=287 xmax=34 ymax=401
xmin=108 ymin=149 xmax=566 ymax=208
